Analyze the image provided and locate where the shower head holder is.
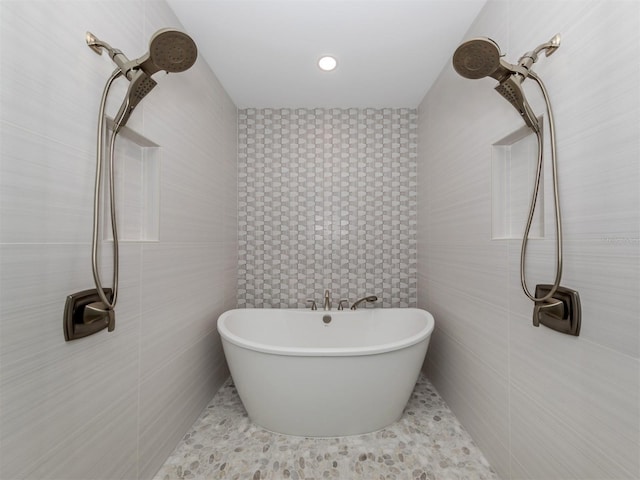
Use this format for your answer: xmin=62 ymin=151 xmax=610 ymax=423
xmin=86 ymin=31 xmax=108 ymax=55
xmin=86 ymin=31 xmax=138 ymax=80
xmin=517 ymin=34 xmax=561 ymax=73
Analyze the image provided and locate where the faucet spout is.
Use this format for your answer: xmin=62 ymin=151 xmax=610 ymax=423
xmin=324 ymin=290 xmax=332 ymax=311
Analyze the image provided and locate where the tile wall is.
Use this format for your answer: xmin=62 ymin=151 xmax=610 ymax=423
xmin=238 ymin=108 xmax=417 ymax=308
xmin=0 ymin=1 xmax=237 ymax=479
xmin=417 ymin=1 xmax=640 ymax=479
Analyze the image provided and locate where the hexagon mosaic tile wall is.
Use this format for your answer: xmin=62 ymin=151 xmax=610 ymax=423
xmin=238 ymin=108 xmax=417 ymax=308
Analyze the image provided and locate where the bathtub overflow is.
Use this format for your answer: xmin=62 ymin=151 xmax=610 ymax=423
xmin=322 ymin=314 xmax=332 ymax=324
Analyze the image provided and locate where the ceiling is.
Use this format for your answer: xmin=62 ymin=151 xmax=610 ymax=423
xmin=167 ymin=0 xmax=487 ymax=109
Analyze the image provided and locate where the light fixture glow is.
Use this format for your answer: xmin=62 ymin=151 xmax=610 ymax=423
xmin=318 ymin=55 xmax=337 ymax=71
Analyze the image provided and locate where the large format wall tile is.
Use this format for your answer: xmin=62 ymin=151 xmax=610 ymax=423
xmin=509 ymin=311 xmax=639 ymax=478
xmin=0 ymin=244 xmax=141 ymax=479
xmin=0 ymin=1 xmax=237 ymax=479
xmin=0 ymin=123 xmax=94 ymax=243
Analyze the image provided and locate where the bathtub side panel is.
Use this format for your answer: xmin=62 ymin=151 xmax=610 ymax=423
xmin=221 ymin=336 xmax=430 ymax=437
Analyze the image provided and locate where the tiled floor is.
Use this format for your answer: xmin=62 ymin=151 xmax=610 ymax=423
xmin=154 ymin=374 xmax=499 ymax=480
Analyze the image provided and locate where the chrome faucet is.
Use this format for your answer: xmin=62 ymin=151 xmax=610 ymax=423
xmin=324 ymin=289 xmax=332 ymax=310
xmin=337 ymin=299 xmax=349 ymax=310
xmin=350 ymin=295 xmax=378 ymax=310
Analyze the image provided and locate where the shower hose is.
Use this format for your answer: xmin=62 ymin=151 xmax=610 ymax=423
xmin=90 ymin=68 xmax=125 ymax=311
xmin=520 ymin=71 xmax=563 ymax=304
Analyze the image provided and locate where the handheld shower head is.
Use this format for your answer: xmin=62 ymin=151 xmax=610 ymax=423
xmin=452 ymin=37 xmax=518 ymax=81
xmin=135 ymin=28 xmax=198 ymax=76
xmin=452 ymin=37 xmax=502 ymax=79
xmin=495 ymin=75 xmax=540 ymax=132
xmin=113 ymin=70 xmax=157 ymax=132
xmin=349 ymin=295 xmax=378 ymax=310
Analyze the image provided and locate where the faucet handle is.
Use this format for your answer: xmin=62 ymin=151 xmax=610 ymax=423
xmin=337 ymin=299 xmax=349 ymax=310
xmin=306 ymin=299 xmax=317 ymax=310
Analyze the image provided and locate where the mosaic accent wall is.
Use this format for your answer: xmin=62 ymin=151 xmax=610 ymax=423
xmin=238 ymin=108 xmax=417 ymax=308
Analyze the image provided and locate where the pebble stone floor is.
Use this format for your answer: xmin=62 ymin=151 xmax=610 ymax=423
xmin=154 ymin=374 xmax=499 ymax=480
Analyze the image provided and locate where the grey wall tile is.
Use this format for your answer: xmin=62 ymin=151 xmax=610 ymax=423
xmin=417 ymin=1 xmax=640 ymax=479
xmin=0 ymin=1 xmax=238 ymax=479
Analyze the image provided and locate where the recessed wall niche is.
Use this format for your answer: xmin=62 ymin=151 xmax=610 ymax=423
xmin=491 ymin=120 xmax=544 ymax=240
xmin=102 ymin=120 xmax=160 ymax=242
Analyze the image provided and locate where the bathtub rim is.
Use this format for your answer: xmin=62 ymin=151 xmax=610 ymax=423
xmin=217 ymin=307 xmax=434 ymax=357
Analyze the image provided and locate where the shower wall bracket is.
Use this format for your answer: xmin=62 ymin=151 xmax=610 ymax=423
xmin=63 ymin=288 xmax=114 ymax=341
xmin=533 ymin=284 xmax=581 ymax=336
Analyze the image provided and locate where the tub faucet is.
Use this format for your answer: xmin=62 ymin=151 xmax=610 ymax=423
xmin=324 ymin=289 xmax=332 ymax=310
xmin=350 ymin=295 xmax=378 ymax=310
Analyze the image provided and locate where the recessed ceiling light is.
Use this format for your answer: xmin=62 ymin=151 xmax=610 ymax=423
xmin=318 ymin=55 xmax=337 ymax=72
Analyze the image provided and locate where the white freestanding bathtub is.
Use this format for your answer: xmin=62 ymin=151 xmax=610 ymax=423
xmin=217 ymin=308 xmax=435 ymax=437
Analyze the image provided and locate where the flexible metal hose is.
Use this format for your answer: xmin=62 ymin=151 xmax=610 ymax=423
xmin=91 ymin=68 xmax=122 ymax=310
xmin=519 ymin=71 xmax=563 ymax=302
